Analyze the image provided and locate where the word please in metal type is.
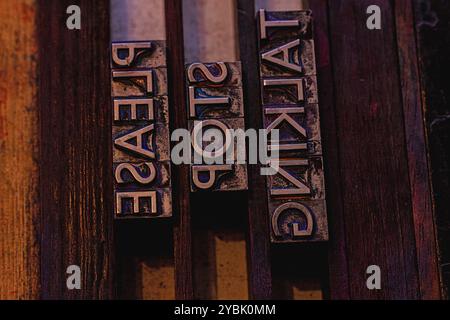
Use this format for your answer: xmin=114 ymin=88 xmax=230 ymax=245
xmin=111 ymin=41 xmax=172 ymax=219
xmin=258 ymin=9 xmax=328 ymax=242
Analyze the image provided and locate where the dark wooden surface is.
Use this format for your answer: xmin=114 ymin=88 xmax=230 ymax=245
xmin=395 ymin=0 xmax=441 ymax=299
xmin=115 ymin=219 xmax=173 ymax=299
xmin=28 ymin=0 xmax=445 ymax=300
xmin=237 ymin=0 xmax=273 ymax=299
xmin=308 ymin=0 xmax=350 ymax=300
xmin=38 ymin=0 xmax=114 ymax=299
xmin=414 ymin=0 xmax=450 ymax=299
xmin=165 ymin=0 xmax=194 ymax=300
xmin=326 ymin=0 xmax=422 ymax=299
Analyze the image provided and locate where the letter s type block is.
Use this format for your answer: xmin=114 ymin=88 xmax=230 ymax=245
xmin=258 ymin=10 xmax=328 ymax=243
xmin=111 ymin=41 xmax=172 ymax=219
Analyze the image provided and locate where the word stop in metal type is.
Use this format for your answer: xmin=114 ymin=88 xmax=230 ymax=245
xmin=186 ymin=62 xmax=248 ymax=192
xmin=111 ymin=41 xmax=172 ymax=219
xmin=257 ymin=9 xmax=328 ymax=243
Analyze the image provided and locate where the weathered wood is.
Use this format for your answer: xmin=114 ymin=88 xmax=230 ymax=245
xmin=191 ymin=192 xmax=249 ymax=300
xmin=413 ymin=0 xmax=450 ymax=299
xmin=395 ymin=0 xmax=441 ymax=300
xmin=308 ymin=0 xmax=350 ymax=299
xmin=0 ymin=0 xmax=40 ymax=300
xmin=237 ymin=0 xmax=273 ymax=299
xmin=327 ymin=0 xmax=420 ymax=299
xmin=271 ymin=243 xmax=327 ymax=300
xmin=38 ymin=0 xmax=114 ymax=299
xmin=115 ymin=219 xmax=174 ymax=299
xmin=165 ymin=0 xmax=194 ymax=299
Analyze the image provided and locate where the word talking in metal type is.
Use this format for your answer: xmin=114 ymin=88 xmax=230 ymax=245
xmin=258 ymin=9 xmax=328 ymax=242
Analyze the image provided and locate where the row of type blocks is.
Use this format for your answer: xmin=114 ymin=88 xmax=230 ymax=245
xmin=111 ymin=41 xmax=172 ymax=219
xmin=186 ymin=62 xmax=249 ymax=192
xmin=257 ymin=9 xmax=329 ymax=243
xmin=108 ymin=9 xmax=330 ymax=243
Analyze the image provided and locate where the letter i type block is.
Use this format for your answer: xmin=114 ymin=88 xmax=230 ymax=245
xmin=258 ymin=10 xmax=328 ymax=242
xmin=111 ymin=41 xmax=172 ymax=219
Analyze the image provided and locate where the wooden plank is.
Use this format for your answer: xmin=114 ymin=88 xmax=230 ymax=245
xmin=0 ymin=0 xmax=40 ymax=300
xmin=272 ymin=244 xmax=327 ymax=300
xmin=115 ymin=220 xmax=174 ymax=299
xmin=38 ymin=0 xmax=114 ymax=299
xmin=308 ymin=0 xmax=350 ymax=299
xmin=237 ymin=0 xmax=273 ymax=299
xmin=165 ymin=0 xmax=194 ymax=299
xmin=413 ymin=0 xmax=450 ymax=298
xmin=395 ymin=0 xmax=441 ymax=300
xmin=327 ymin=0 xmax=420 ymax=299
xmin=191 ymin=192 xmax=249 ymax=300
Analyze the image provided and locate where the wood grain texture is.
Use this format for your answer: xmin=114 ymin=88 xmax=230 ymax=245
xmin=272 ymin=244 xmax=326 ymax=300
xmin=308 ymin=0 xmax=350 ymax=300
xmin=192 ymin=192 xmax=249 ymax=300
xmin=327 ymin=0 xmax=420 ymax=299
xmin=237 ymin=0 xmax=273 ymax=299
xmin=413 ymin=0 xmax=450 ymax=299
xmin=165 ymin=0 xmax=194 ymax=300
xmin=115 ymin=220 xmax=174 ymax=299
xmin=38 ymin=0 xmax=114 ymax=299
xmin=0 ymin=0 xmax=40 ymax=300
xmin=395 ymin=0 xmax=441 ymax=300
